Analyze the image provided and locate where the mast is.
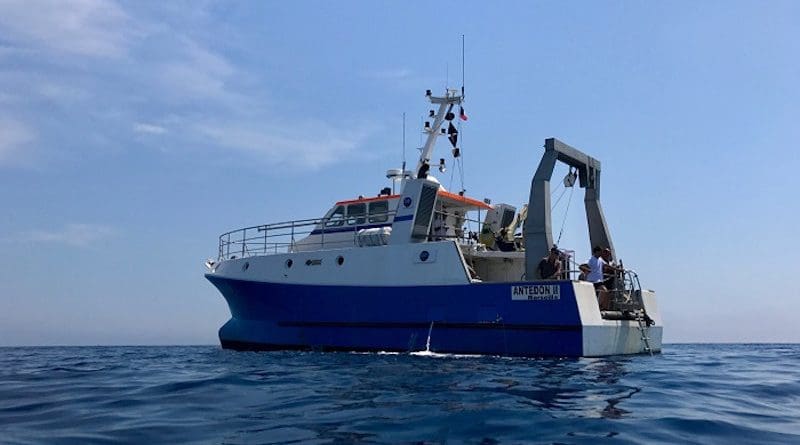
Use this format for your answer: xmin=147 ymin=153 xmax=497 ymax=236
xmin=414 ymin=89 xmax=463 ymax=179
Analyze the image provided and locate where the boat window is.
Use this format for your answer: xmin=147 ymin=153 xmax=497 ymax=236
xmin=325 ymin=206 xmax=345 ymax=227
xmin=368 ymin=200 xmax=389 ymax=223
xmin=347 ymin=203 xmax=367 ymax=225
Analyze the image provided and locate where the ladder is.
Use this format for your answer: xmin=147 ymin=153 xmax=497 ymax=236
xmin=636 ymin=314 xmax=653 ymax=356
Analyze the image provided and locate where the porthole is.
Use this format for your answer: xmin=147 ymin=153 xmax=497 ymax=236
xmin=419 ymin=250 xmax=430 ymax=262
xmin=242 ymin=262 xmax=250 ymax=271
xmin=285 ymin=259 xmax=293 ymax=269
xmin=336 ymin=256 xmax=344 ymax=266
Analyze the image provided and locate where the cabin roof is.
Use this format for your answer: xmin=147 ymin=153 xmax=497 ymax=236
xmin=335 ymin=195 xmax=400 ymax=206
xmin=437 ymin=190 xmax=492 ymax=210
xmin=336 ymin=190 xmax=491 ymax=210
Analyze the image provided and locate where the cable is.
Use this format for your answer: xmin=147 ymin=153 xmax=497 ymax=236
xmin=551 ymin=187 xmax=568 ymax=208
xmin=556 ymin=185 xmax=575 ymax=245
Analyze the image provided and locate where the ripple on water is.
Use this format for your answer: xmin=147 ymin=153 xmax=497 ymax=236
xmin=1 ymin=344 xmax=799 ymax=444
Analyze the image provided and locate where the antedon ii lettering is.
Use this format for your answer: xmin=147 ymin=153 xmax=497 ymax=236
xmin=511 ymin=284 xmax=561 ymax=301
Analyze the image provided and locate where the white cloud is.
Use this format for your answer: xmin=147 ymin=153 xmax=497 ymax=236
xmin=133 ymin=123 xmax=167 ymax=135
xmin=0 ymin=117 xmax=35 ymax=164
xmin=363 ymin=68 xmax=413 ymax=80
xmin=0 ymin=0 xmax=133 ymax=57
xmin=0 ymin=71 xmax=89 ymax=106
xmin=196 ymin=120 xmax=371 ymax=169
xmin=22 ymin=223 xmax=116 ymax=247
xmin=154 ymin=37 xmax=375 ymax=169
xmin=0 ymin=2 xmax=374 ymax=171
xmin=157 ymin=38 xmax=237 ymax=101
xmin=37 ymin=82 xmax=89 ymax=103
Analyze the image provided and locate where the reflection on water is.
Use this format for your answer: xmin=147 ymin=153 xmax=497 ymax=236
xmin=471 ymin=356 xmax=642 ymax=421
xmin=2 ymin=345 xmax=799 ymax=444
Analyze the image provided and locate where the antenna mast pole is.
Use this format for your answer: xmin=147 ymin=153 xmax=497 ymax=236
xmin=412 ymin=37 xmax=466 ymax=179
xmin=402 ymin=112 xmax=406 ymax=171
xmin=461 ymin=34 xmax=465 ymax=98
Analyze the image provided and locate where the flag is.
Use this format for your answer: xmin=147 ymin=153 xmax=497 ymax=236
xmin=448 ymin=123 xmax=458 ymax=148
xmin=459 ymin=106 xmax=468 ymax=121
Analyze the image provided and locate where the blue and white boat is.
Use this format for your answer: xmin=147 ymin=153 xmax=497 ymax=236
xmin=205 ymin=88 xmax=662 ymax=357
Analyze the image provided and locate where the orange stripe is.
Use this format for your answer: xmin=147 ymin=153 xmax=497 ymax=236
xmin=336 ymin=195 xmax=401 ymax=205
xmin=437 ymin=190 xmax=492 ymax=209
xmin=335 ymin=190 xmax=491 ymax=210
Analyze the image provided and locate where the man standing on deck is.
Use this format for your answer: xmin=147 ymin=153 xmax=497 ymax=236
xmin=537 ymin=247 xmax=563 ymax=280
xmin=587 ymin=246 xmax=610 ymax=310
xmin=601 ymin=247 xmax=619 ymax=291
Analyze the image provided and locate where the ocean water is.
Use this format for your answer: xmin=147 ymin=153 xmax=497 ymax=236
xmin=1 ymin=344 xmax=798 ymax=444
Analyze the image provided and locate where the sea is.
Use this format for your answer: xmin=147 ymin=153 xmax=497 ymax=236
xmin=1 ymin=344 xmax=798 ymax=444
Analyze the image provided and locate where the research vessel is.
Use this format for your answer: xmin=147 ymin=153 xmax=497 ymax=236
xmin=205 ymin=88 xmax=662 ymax=357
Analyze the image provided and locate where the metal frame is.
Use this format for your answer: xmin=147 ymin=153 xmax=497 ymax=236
xmin=414 ymin=89 xmax=463 ymax=179
xmin=523 ymin=138 xmax=615 ymax=279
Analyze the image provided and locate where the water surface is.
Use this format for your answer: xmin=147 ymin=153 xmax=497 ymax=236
xmin=1 ymin=344 xmax=798 ymax=444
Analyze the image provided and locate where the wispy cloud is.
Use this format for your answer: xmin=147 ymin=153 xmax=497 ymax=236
xmin=0 ymin=0 xmax=134 ymax=57
xmin=0 ymin=1 xmax=373 ymax=171
xmin=0 ymin=117 xmax=35 ymax=164
xmin=37 ymin=82 xmax=89 ymax=103
xmin=22 ymin=223 xmax=116 ymax=247
xmin=156 ymin=38 xmax=238 ymax=102
xmin=133 ymin=123 xmax=167 ymax=135
xmin=196 ymin=119 xmax=371 ymax=169
xmin=362 ymin=68 xmax=413 ymax=80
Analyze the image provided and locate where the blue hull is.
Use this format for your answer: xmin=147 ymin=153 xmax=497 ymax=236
xmin=206 ymin=276 xmax=585 ymax=357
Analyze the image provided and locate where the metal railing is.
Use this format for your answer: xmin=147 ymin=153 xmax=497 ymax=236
xmin=609 ymin=269 xmax=646 ymax=312
xmin=217 ymin=211 xmax=397 ymax=260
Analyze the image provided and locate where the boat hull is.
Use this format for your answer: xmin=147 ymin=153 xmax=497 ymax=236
xmin=206 ymin=274 xmax=662 ymax=357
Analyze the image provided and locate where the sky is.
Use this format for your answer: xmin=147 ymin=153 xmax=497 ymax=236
xmin=1 ymin=0 xmax=798 ymax=346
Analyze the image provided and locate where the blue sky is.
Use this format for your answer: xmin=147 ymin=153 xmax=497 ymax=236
xmin=1 ymin=1 xmax=798 ymax=345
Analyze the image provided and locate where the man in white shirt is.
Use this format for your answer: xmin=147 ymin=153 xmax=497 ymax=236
xmin=587 ymin=246 xmax=611 ymax=310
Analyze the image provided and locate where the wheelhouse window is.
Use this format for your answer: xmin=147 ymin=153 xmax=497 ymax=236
xmin=347 ymin=203 xmax=366 ymax=225
xmin=325 ymin=206 xmax=345 ymax=227
xmin=368 ymin=200 xmax=389 ymax=223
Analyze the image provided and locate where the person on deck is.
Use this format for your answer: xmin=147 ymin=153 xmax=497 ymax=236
xmin=537 ymin=247 xmax=563 ymax=280
xmin=578 ymin=263 xmax=591 ymax=281
xmin=601 ymin=247 xmax=618 ymax=291
xmin=587 ymin=246 xmax=611 ymax=310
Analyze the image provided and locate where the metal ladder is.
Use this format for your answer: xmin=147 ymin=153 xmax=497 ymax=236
xmin=610 ymin=270 xmax=654 ymax=355
xmin=636 ymin=314 xmax=653 ymax=356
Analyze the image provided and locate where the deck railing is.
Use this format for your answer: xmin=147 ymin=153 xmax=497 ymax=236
xmin=216 ymin=208 xmax=498 ymax=261
xmin=217 ymin=211 xmax=398 ymax=260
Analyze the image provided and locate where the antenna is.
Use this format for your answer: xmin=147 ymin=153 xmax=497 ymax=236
xmin=461 ymin=34 xmax=465 ymax=98
xmin=402 ymin=112 xmax=406 ymax=168
xmin=397 ymin=113 xmax=407 ymax=195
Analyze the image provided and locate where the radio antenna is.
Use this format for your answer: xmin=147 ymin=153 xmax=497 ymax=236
xmin=402 ymin=112 xmax=406 ymax=167
xmin=461 ymin=34 xmax=465 ymax=98
xmin=401 ymin=112 xmax=407 ymax=184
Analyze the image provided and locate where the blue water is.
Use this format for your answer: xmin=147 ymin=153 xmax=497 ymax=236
xmin=1 ymin=345 xmax=798 ymax=444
